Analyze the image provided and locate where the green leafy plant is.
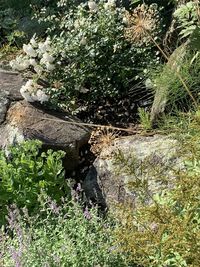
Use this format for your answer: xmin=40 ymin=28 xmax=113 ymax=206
xmin=151 ymin=50 xmax=200 ymax=113
xmin=138 ymin=107 xmax=152 ymax=130
xmin=173 ymin=1 xmax=200 ymax=39
xmin=0 ymin=140 xmax=68 ymax=225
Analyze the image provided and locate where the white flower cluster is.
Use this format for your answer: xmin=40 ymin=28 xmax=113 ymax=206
xmin=88 ymin=1 xmax=98 ymax=12
xmin=20 ymin=79 xmax=50 ymax=103
xmin=104 ymin=0 xmax=116 ymax=10
xmin=10 ymin=36 xmax=55 ymax=104
xmin=88 ymin=0 xmax=116 ymax=12
xmin=10 ymin=36 xmax=55 ymax=75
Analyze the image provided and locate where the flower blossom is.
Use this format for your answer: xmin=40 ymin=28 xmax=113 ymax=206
xmin=104 ymin=0 xmax=116 ymax=9
xmin=23 ymin=44 xmax=37 ymax=57
xmin=122 ymin=16 xmax=128 ymax=24
xmin=10 ymin=57 xmax=30 ymax=71
xmin=34 ymin=65 xmax=43 ymax=75
xmin=36 ymin=89 xmax=50 ymax=103
xmin=29 ymin=58 xmax=37 ymax=66
xmin=80 ymin=37 xmax=87 ymax=45
xmin=20 ymin=80 xmax=49 ymax=103
xmin=38 ymin=38 xmax=51 ymax=54
xmin=46 ymin=62 xmax=55 ymax=71
xmin=42 ymin=52 xmax=55 ymax=64
xmin=88 ymin=1 xmax=98 ymax=12
xmin=74 ymin=18 xmax=86 ymax=29
xmin=30 ymin=37 xmax=38 ymax=48
xmin=20 ymin=80 xmax=35 ymax=102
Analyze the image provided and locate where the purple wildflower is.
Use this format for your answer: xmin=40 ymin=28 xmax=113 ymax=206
xmin=6 ymin=204 xmax=20 ymax=231
xmin=84 ymin=206 xmax=92 ymax=220
xmin=48 ymin=200 xmax=60 ymax=215
xmin=76 ymin=183 xmax=82 ymax=193
xmin=10 ymin=247 xmax=22 ymax=267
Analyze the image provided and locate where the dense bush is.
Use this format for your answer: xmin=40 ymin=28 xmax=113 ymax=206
xmin=0 ymin=197 xmax=129 ymax=267
xmin=10 ymin=0 xmax=160 ymax=109
xmin=0 ymin=140 xmax=68 ymax=225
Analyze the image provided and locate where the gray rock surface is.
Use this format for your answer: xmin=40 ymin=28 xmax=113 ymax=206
xmin=0 ymin=69 xmax=91 ymax=170
xmin=0 ymin=69 xmax=24 ymax=101
xmin=83 ymin=135 xmax=185 ymax=209
xmin=0 ymin=101 xmax=91 ymax=170
xmin=0 ymin=69 xmax=24 ymax=124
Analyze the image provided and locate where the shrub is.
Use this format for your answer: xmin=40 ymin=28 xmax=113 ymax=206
xmin=0 ymin=140 xmax=68 ymax=225
xmin=0 ymin=196 xmax=129 ymax=267
xmin=10 ymin=0 xmax=160 ymax=109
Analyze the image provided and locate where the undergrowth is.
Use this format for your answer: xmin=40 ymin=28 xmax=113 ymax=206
xmin=0 ymin=195 xmax=129 ymax=267
xmin=151 ymin=50 xmax=200 ymax=113
xmin=115 ymin=110 xmax=200 ymax=267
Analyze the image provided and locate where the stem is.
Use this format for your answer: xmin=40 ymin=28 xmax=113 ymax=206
xmin=28 ymin=115 xmax=139 ymax=134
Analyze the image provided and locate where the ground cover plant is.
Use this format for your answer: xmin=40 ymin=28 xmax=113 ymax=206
xmin=0 ymin=195 xmax=130 ymax=267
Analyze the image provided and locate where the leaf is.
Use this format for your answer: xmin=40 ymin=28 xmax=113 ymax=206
xmin=180 ymin=25 xmax=196 ymax=39
xmin=131 ymin=0 xmax=141 ymax=4
xmin=189 ymin=26 xmax=200 ymax=50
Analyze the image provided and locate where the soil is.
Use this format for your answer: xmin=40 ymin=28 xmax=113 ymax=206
xmin=76 ymin=92 xmax=153 ymax=129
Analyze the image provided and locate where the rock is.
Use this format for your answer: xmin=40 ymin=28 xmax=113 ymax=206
xmin=0 ymin=69 xmax=24 ymax=124
xmin=0 ymin=69 xmax=91 ymax=170
xmin=0 ymin=95 xmax=9 ymax=124
xmin=83 ymin=135 xmax=184 ymax=209
xmin=0 ymin=69 xmax=24 ymax=101
xmin=0 ymin=101 xmax=91 ymax=171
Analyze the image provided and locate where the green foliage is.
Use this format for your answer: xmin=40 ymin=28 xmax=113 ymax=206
xmin=0 ymin=197 xmax=129 ymax=267
xmin=0 ymin=140 xmax=68 ymax=225
xmin=0 ymin=0 xmax=44 ymax=12
xmin=115 ymin=130 xmax=200 ymax=266
xmin=151 ymin=50 xmax=200 ymax=112
xmin=189 ymin=26 xmax=200 ymax=50
xmin=16 ymin=0 xmax=158 ymax=109
xmin=174 ymin=1 xmax=200 ymax=39
xmin=0 ymin=9 xmax=17 ymax=47
xmin=0 ymin=1 xmax=48 ymax=53
xmin=138 ymin=107 xmax=152 ymax=130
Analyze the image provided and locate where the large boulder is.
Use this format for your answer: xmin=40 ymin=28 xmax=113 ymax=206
xmin=83 ymin=135 xmax=185 ymax=209
xmin=0 ymin=101 xmax=91 ymax=170
xmin=0 ymin=69 xmax=91 ymax=170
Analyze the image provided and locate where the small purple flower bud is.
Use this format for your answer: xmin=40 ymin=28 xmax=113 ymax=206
xmin=84 ymin=206 xmax=92 ymax=220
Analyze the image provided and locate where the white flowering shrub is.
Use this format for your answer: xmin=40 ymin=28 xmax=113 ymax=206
xmin=11 ymin=0 xmax=159 ymax=108
xmin=10 ymin=36 xmax=55 ymax=103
